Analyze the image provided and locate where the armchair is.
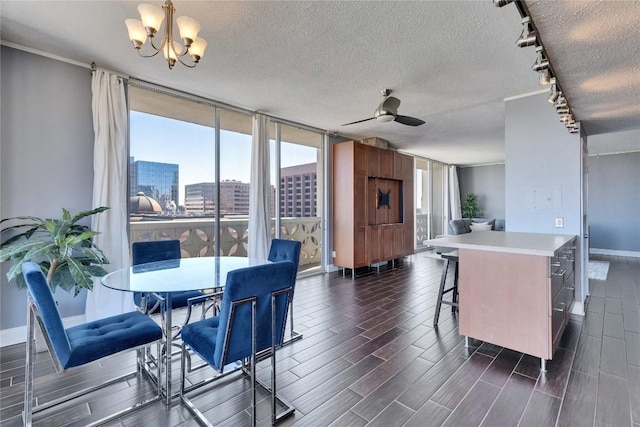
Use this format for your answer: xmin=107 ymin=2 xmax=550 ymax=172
xmin=180 ymin=261 xmax=296 ymax=426
xmin=21 ymin=262 xmax=162 ymax=426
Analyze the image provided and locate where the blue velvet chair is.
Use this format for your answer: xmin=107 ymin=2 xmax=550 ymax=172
xmin=180 ymin=261 xmax=296 ymax=426
xmin=21 ymin=262 xmax=162 ymax=427
xmin=132 ymin=240 xmax=206 ymax=319
xmin=268 ymin=239 xmax=301 ymax=343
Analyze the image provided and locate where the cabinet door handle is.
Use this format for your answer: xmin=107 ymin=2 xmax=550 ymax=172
xmin=551 ymin=262 xmax=561 ymax=267
xmin=565 ymin=287 xmax=575 ymax=291
xmin=553 ymin=302 xmax=566 ymax=312
xmin=552 ymin=270 xmax=566 ymax=276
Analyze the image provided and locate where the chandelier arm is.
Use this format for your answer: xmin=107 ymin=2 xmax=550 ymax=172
xmin=136 ymin=49 xmax=162 ymax=59
xmin=175 ymin=54 xmax=197 ymax=68
xmin=148 ymin=35 xmax=166 ymax=53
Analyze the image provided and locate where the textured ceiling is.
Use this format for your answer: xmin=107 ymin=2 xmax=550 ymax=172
xmin=1 ymin=1 xmax=638 ymax=165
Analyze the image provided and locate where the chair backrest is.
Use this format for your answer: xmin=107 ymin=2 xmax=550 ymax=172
xmin=268 ymin=239 xmax=301 ymax=278
xmin=22 ymin=262 xmax=72 ymax=367
xmin=213 ymin=261 xmax=295 ymax=370
xmin=132 ymin=239 xmax=181 ymax=266
xmin=449 ymin=219 xmax=471 ymax=235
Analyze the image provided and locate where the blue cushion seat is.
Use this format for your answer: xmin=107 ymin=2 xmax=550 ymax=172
xmin=181 ymin=261 xmax=295 ymax=371
xmin=21 ymin=262 xmax=162 ymax=369
xmin=64 ymin=311 xmax=162 ymax=368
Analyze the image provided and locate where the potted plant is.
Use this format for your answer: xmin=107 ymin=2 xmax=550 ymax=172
xmin=462 ymin=193 xmax=483 ymax=219
xmin=0 ymin=207 xmax=110 ymax=295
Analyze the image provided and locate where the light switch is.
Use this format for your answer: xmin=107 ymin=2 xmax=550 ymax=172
xmin=555 ymin=217 xmax=564 ymax=228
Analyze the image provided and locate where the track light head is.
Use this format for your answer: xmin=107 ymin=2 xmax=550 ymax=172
xmin=493 ymin=0 xmax=514 ymax=7
xmin=516 ymin=17 xmax=537 ymax=47
xmin=547 ymin=81 xmax=560 ymax=104
xmin=532 ymin=46 xmax=550 ymax=71
xmin=539 ymin=69 xmax=551 ymax=86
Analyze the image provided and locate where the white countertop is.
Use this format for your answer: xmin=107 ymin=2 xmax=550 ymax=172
xmin=424 ymin=231 xmax=576 ymax=257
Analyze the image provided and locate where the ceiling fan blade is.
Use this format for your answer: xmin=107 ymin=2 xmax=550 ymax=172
xmin=341 ymin=117 xmax=376 ymax=126
xmin=381 ymin=96 xmax=401 ymax=113
xmin=394 ymin=115 xmax=426 ymax=126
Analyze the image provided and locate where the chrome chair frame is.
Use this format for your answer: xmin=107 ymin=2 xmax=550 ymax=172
xmin=268 ymin=239 xmax=303 ymax=346
xmin=180 ymin=287 xmax=295 ymax=426
xmin=23 ymin=294 xmax=162 ymax=427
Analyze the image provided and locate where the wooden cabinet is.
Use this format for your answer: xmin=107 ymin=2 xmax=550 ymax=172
xmin=333 ymin=140 xmax=414 ymax=270
xmin=458 ymin=238 xmax=576 ymax=361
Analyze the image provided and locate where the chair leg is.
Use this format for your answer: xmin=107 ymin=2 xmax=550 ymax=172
xmin=24 ymin=305 xmax=35 ymax=427
xmin=272 ymin=293 xmax=278 ymax=426
xmin=251 ymin=300 xmax=257 ymax=427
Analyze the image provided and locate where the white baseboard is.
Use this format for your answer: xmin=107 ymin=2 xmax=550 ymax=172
xmin=590 ymin=248 xmax=640 ymax=258
xmin=1 ymin=314 xmax=86 ymax=348
xmin=570 ymin=301 xmax=585 ymax=316
xmin=326 ymin=264 xmax=339 ymax=272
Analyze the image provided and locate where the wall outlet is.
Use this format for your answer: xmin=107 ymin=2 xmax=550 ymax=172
xmin=332 ymin=250 xmax=336 ymax=258
xmin=555 ymin=217 xmax=564 ymax=228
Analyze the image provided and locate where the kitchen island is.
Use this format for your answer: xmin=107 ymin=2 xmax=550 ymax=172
xmin=425 ymin=231 xmax=577 ymax=371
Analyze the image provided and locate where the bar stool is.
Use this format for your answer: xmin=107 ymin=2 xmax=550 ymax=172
xmin=433 ymin=250 xmax=459 ymax=327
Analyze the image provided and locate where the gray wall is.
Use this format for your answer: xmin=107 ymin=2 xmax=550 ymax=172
xmin=505 ymin=93 xmax=582 ymax=234
xmin=588 ymin=151 xmax=640 ymax=251
xmin=505 ymin=92 xmax=585 ymax=305
xmin=1 ymin=46 xmax=94 ymax=329
xmin=458 ymin=164 xmax=505 ymax=221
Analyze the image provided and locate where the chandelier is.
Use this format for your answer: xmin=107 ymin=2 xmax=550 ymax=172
xmin=125 ymin=0 xmax=207 ymax=69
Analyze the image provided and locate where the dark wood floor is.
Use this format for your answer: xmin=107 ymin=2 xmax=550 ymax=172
xmin=1 ymin=253 xmax=639 ymax=426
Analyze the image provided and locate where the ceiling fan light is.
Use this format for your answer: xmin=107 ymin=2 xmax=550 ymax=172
xmin=376 ymin=114 xmax=395 ymax=123
xmin=125 ymin=19 xmax=147 ymax=48
xmin=138 ymin=3 xmax=165 ymax=35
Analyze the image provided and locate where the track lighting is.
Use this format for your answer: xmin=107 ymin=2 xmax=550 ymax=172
xmin=555 ymin=96 xmax=567 ymax=109
xmin=493 ymin=0 xmax=514 ymax=7
xmin=539 ymin=69 xmax=551 ymax=86
xmin=532 ymin=46 xmax=549 ymax=71
xmin=516 ymin=17 xmax=537 ymax=47
xmin=498 ymin=8 xmax=578 ymax=134
xmin=547 ymin=80 xmax=560 ymax=104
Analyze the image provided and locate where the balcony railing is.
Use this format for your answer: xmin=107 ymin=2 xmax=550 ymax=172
xmin=130 ymin=216 xmax=322 ymax=270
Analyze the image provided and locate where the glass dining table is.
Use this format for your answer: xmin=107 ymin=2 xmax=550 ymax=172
xmin=101 ymin=256 xmax=271 ymax=403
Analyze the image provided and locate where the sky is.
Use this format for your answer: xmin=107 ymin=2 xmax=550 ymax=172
xmin=130 ymin=111 xmax=318 ymax=204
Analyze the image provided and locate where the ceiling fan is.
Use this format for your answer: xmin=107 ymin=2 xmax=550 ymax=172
xmin=342 ymin=89 xmax=426 ymax=127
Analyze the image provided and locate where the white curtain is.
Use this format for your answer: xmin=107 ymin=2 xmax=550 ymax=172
xmin=85 ymin=69 xmax=133 ymax=321
xmin=448 ymin=165 xmax=462 ymax=220
xmin=248 ymin=114 xmax=272 ymax=260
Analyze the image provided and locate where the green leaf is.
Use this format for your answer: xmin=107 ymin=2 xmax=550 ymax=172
xmin=62 ymin=208 xmax=71 ymax=221
xmin=85 ymin=265 xmax=108 ymax=277
xmin=64 ymin=231 xmax=99 ymax=247
xmin=52 ymin=268 xmax=76 ymax=292
xmin=71 ymin=207 xmax=109 ymax=225
xmin=0 ymin=240 xmax=49 ymax=261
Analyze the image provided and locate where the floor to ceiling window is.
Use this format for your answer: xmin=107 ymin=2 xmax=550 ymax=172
xmin=129 ymin=85 xmax=251 ymax=258
xmin=128 ymin=85 xmax=325 ymax=269
xmin=270 ymin=122 xmax=324 ymax=274
xmin=415 ymin=158 xmax=448 ymax=248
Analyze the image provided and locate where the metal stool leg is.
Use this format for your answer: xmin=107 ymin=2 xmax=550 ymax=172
xmin=433 ymin=259 xmax=450 ymax=327
xmin=452 ymin=260 xmax=459 ymax=313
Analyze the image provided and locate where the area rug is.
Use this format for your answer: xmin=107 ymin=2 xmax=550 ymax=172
xmin=588 ymin=260 xmax=610 ymax=281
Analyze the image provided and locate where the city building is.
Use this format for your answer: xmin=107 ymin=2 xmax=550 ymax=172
xmin=280 ymin=163 xmax=317 ymax=217
xmin=129 ymin=159 xmax=179 ymax=210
